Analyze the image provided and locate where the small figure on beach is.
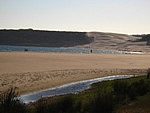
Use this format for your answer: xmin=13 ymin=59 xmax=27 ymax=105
xmin=90 ymin=49 xmax=93 ymax=53
xmin=24 ymin=48 xmax=28 ymax=52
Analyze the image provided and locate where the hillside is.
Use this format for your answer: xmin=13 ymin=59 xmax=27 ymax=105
xmin=0 ymin=29 xmax=150 ymax=52
xmin=76 ymin=32 xmax=150 ymax=52
xmin=0 ymin=29 xmax=93 ymax=47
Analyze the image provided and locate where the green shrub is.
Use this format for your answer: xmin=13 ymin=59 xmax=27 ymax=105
xmin=113 ymin=78 xmax=149 ymax=101
xmin=35 ymin=96 xmax=75 ymax=113
xmin=129 ymin=79 xmax=148 ymax=99
xmin=88 ymin=89 xmax=114 ymax=113
xmin=56 ymin=96 xmax=74 ymax=113
xmin=113 ymin=80 xmax=130 ymax=104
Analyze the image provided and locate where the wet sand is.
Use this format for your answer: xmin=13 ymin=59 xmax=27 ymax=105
xmin=0 ymin=52 xmax=149 ymax=94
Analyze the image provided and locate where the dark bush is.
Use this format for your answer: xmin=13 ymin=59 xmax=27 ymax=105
xmin=113 ymin=80 xmax=130 ymax=96
xmin=129 ymin=79 xmax=148 ymax=99
xmin=113 ymin=78 xmax=149 ymax=101
xmin=35 ymin=99 xmax=48 ymax=113
xmin=35 ymin=96 xmax=75 ymax=113
xmin=56 ymin=96 xmax=74 ymax=113
xmin=113 ymin=80 xmax=130 ymax=103
xmin=0 ymin=88 xmax=26 ymax=113
xmin=88 ymin=89 xmax=114 ymax=113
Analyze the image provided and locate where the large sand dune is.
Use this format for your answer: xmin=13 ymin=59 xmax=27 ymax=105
xmin=0 ymin=52 xmax=149 ymax=94
xmin=77 ymin=32 xmax=150 ymax=52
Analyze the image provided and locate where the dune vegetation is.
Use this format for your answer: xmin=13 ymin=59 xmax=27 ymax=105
xmin=1 ymin=70 xmax=150 ymax=113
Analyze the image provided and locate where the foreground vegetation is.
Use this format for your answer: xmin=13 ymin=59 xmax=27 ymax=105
xmin=1 ymin=74 xmax=150 ymax=113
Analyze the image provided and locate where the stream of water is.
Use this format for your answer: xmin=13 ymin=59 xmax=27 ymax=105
xmin=19 ymin=75 xmax=133 ymax=104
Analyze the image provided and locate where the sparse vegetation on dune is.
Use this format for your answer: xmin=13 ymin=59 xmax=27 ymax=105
xmin=0 ymin=29 xmax=93 ymax=47
xmin=1 ymin=73 xmax=150 ymax=113
xmin=133 ymin=34 xmax=150 ymax=45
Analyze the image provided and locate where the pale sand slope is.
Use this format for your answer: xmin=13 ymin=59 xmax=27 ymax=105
xmin=76 ymin=32 xmax=150 ymax=52
xmin=0 ymin=52 xmax=149 ymax=94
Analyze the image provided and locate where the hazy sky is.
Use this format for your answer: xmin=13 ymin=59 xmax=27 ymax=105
xmin=0 ymin=0 xmax=150 ymax=34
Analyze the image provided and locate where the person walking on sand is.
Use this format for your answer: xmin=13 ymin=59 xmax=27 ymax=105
xmin=90 ymin=49 xmax=92 ymax=53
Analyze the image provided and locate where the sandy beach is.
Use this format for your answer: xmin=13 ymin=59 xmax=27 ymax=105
xmin=0 ymin=52 xmax=149 ymax=94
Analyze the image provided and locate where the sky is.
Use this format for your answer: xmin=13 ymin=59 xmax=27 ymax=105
xmin=0 ymin=0 xmax=150 ymax=34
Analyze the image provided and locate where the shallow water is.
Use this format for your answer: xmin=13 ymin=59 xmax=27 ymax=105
xmin=0 ymin=45 xmax=141 ymax=54
xmin=19 ymin=75 xmax=133 ymax=104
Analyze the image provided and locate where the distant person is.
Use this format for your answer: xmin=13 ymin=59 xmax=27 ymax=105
xmin=90 ymin=49 xmax=93 ymax=53
xmin=24 ymin=48 xmax=28 ymax=52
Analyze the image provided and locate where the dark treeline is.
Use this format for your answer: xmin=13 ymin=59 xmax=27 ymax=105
xmin=1 ymin=75 xmax=150 ymax=113
xmin=0 ymin=29 xmax=94 ymax=47
xmin=132 ymin=34 xmax=150 ymax=45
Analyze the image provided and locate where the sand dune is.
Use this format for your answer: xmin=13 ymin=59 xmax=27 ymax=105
xmin=0 ymin=52 xmax=149 ymax=94
xmin=77 ymin=32 xmax=150 ymax=52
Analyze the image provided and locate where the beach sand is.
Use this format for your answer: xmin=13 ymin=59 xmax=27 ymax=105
xmin=0 ymin=52 xmax=149 ymax=94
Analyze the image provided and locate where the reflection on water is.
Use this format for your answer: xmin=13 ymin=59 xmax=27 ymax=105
xmin=19 ymin=75 xmax=133 ymax=104
xmin=0 ymin=45 xmax=142 ymax=54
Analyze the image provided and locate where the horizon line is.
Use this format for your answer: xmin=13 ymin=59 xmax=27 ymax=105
xmin=0 ymin=28 xmax=149 ymax=35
